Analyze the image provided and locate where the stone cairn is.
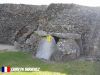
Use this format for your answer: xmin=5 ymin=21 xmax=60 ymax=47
xmin=2 ymin=4 xmax=100 ymax=61
xmin=14 ymin=26 xmax=81 ymax=61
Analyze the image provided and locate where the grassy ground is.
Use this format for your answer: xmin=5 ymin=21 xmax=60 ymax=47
xmin=0 ymin=51 xmax=100 ymax=75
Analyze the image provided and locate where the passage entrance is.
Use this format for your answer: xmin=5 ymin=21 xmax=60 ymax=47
xmin=36 ymin=35 xmax=57 ymax=60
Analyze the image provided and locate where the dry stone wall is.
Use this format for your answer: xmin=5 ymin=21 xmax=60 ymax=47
xmin=0 ymin=3 xmax=100 ymax=61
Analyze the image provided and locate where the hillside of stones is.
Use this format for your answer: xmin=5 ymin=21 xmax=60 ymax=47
xmin=0 ymin=3 xmax=100 ymax=60
xmin=0 ymin=4 xmax=47 ymax=44
xmin=45 ymin=4 xmax=100 ymax=57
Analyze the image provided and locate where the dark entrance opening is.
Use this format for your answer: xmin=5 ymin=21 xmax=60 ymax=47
xmin=52 ymin=36 xmax=60 ymax=44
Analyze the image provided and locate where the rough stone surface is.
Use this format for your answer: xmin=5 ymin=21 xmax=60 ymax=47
xmin=34 ymin=30 xmax=48 ymax=36
xmin=0 ymin=3 xmax=100 ymax=61
xmin=44 ymin=4 xmax=100 ymax=59
xmin=49 ymin=32 xmax=81 ymax=39
xmin=14 ymin=26 xmax=41 ymax=51
xmin=0 ymin=4 xmax=47 ymax=44
xmin=14 ymin=34 xmax=40 ymax=52
xmin=51 ymin=39 xmax=80 ymax=61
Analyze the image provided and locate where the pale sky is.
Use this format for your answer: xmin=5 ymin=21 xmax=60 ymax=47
xmin=0 ymin=0 xmax=100 ymax=7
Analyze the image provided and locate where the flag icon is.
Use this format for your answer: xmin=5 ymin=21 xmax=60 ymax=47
xmin=1 ymin=66 xmax=10 ymax=72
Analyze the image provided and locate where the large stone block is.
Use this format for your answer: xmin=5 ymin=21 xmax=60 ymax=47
xmin=51 ymin=39 xmax=80 ymax=61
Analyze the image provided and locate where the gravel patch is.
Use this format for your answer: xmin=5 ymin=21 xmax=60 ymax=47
xmin=0 ymin=44 xmax=18 ymax=51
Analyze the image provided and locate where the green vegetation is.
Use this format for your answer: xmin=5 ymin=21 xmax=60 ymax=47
xmin=1 ymin=72 xmax=66 ymax=75
xmin=0 ymin=51 xmax=100 ymax=75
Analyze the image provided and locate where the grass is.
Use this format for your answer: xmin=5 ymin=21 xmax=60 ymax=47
xmin=0 ymin=72 xmax=66 ymax=75
xmin=0 ymin=51 xmax=100 ymax=75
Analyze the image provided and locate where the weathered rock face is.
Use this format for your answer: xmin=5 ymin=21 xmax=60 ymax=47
xmin=57 ymin=39 xmax=80 ymax=55
xmin=51 ymin=39 xmax=80 ymax=61
xmin=14 ymin=34 xmax=40 ymax=51
xmin=1 ymin=3 xmax=100 ymax=61
xmin=0 ymin=4 xmax=47 ymax=44
xmin=49 ymin=32 xmax=81 ymax=39
xmin=43 ymin=4 xmax=100 ymax=59
xmin=13 ymin=26 xmax=41 ymax=51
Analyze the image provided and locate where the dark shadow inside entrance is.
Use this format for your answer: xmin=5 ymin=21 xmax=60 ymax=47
xmin=52 ymin=36 xmax=60 ymax=44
